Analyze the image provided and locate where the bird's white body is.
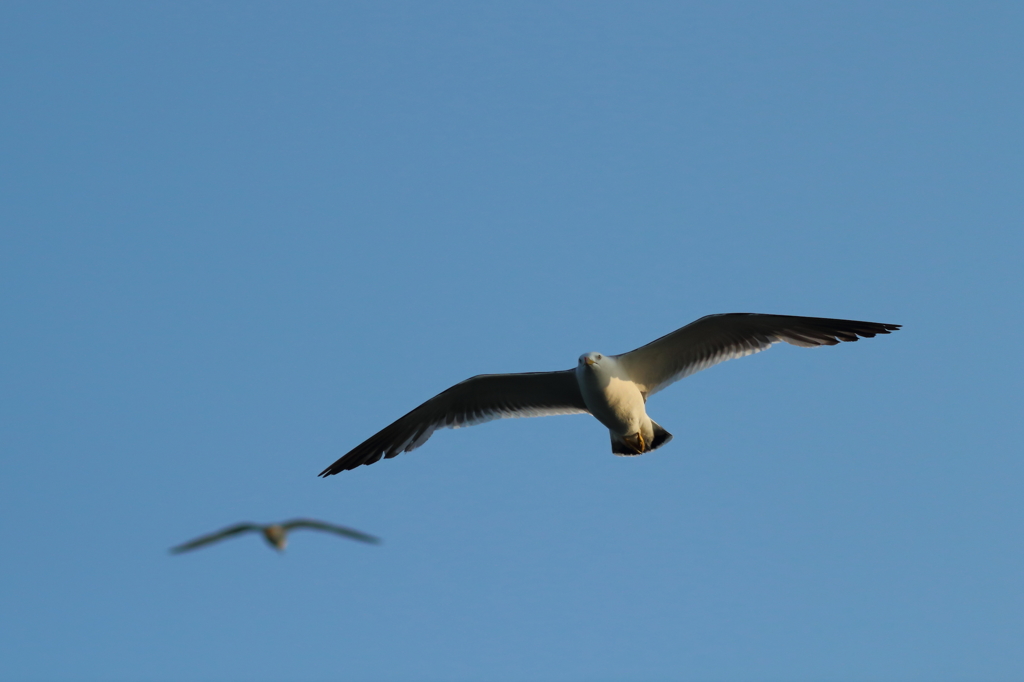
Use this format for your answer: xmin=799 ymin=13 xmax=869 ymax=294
xmin=263 ymin=524 xmax=287 ymax=551
xmin=576 ymin=352 xmax=662 ymax=454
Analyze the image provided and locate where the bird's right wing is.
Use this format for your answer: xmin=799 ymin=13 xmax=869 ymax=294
xmin=282 ymin=519 xmax=381 ymax=544
xmin=169 ymin=523 xmax=262 ymax=554
xmin=319 ymin=370 xmax=588 ymax=476
xmin=616 ymin=313 xmax=900 ymax=398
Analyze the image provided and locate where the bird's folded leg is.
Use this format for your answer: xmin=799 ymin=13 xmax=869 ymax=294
xmin=623 ymin=431 xmax=646 ymax=454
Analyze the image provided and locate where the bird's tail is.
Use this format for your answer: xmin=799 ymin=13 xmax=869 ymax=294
xmin=610 ymin=420 xmax=673 ymax=456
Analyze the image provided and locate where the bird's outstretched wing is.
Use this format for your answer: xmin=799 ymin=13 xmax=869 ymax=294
xmin=281 ymin=519 xmax=381 ymax=544
xmin=616 ymin=313 xmax=901 ymax=398
xmin=169 ymin=523 xmax=262 ymax=554
xmin=319 ymin=370 xmax=588 ymax=475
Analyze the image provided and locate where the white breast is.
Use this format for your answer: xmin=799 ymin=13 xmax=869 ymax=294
xmin=575 ymin=356 xmax=649 ymax=436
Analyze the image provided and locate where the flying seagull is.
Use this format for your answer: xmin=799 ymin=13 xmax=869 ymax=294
xmin=169 ymin=519 xmax=381 ymax=554
xmin=320 ymin=313 xmax=900 ymax=476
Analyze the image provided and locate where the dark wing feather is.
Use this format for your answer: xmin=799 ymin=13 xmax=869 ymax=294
xmin=616 ymin=313 xmax=900 ymax=398
xmin=169 ymin=523 xmax=263 ymax=554
xmin=281 ymin=518 xmax=381 ymax=544
xmin=319 ymin=370 xmax=588 ymax=476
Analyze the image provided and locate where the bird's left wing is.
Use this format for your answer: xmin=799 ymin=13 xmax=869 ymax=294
xmin=319 ymin=370 xmax=588 ymax=475
xmin=169 ymin=523 xmax=262 ymax=554
xmin=616 ymin=313 xmax=900 ymax=398
xmin=282 ymin=519 xmax=381 ymax=544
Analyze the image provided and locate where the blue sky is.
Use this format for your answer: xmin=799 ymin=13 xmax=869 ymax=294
xmin=1 ymin=3 xmax=1022 ymax=681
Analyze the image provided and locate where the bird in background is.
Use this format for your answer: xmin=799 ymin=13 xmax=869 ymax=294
xmin=170 ymin=519 xmax=381 ymax=554
xmin=320 ymin=313 xmax=901 ymax=476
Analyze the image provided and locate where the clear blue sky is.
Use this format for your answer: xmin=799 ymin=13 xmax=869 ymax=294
xmin=2 ymin=3 xmax=1022 ymax=681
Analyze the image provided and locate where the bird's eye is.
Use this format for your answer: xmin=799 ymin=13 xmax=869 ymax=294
xmin=597 ymin=354 xmax=602 ymax=359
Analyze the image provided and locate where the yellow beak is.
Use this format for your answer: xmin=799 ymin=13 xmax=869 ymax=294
xmin=584 ymin=357 xmax=595 ymax=366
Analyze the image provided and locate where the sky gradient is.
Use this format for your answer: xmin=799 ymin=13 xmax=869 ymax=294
xmin=1 ymin=3 xmax=1022 ymax=681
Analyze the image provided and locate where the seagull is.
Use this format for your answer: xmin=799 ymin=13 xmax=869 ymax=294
xmin=169 ymin=519 xmax=381 ymax=554
xmin=319 ymin=313 xmax=900 ymax=476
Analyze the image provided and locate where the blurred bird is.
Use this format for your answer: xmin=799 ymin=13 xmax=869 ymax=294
xmin=170 ymin=519 xmax=380 ymax=554
xmin=320 ymin=313 xmax=900 ymax=475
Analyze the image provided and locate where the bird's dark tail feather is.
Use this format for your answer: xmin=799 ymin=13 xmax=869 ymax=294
xmin=610 ymin=421 xmax=673 ymax=456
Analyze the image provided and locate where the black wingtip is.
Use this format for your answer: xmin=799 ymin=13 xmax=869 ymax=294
xmin=319 ymin=457 xmax=351 ymax=477
xmin=320 ymin=448 xmax=385 ymax=477
xmin=829 ymin=319 xmax=901 ymax=341
xmin=863 ymin=322 xmax=901 ymax=337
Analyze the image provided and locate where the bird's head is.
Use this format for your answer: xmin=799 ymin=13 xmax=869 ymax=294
xmin=263 ymin=525 xmax=288 ymax=551
xmin=578 ymin=352 xmax=604 ymax=369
